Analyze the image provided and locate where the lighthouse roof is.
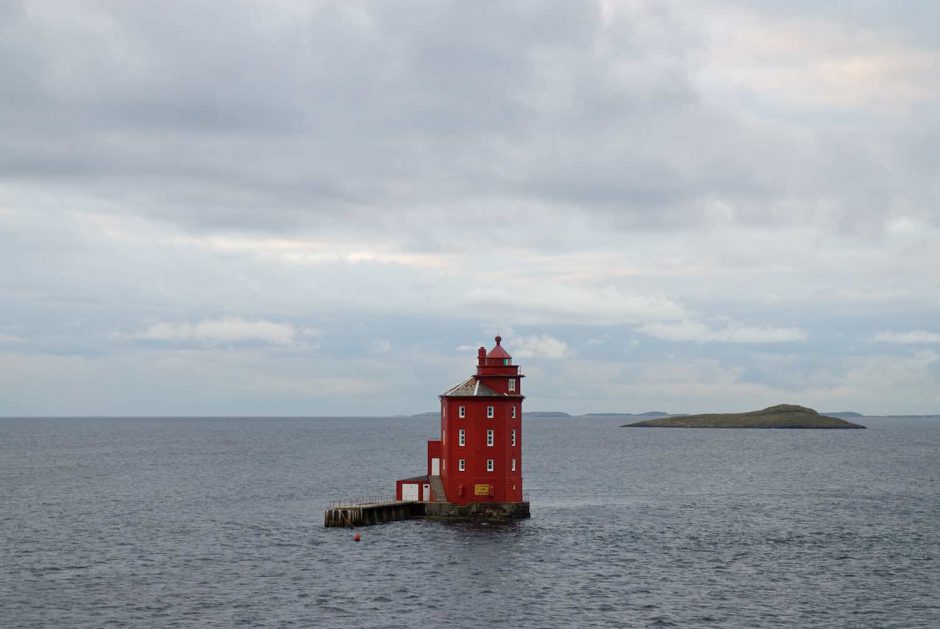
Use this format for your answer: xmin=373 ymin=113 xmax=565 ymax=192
xmin=441 ymin=376 xmax=498 ymax=397
xmin=486 ymin=335 xmax=512 ymax=360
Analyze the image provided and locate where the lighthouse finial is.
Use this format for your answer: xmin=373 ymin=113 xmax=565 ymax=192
xmin=495 ymin=334 xmax=502 ymax=345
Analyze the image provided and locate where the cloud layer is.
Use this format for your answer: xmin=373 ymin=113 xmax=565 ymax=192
xmin=131 ymin=318 xmax=301 ymax=346
xmin=2 ymin=1 xmax=939 ymax=415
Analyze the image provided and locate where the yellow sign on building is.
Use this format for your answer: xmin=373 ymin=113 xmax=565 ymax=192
xmin=474 ymin=484 xmax=491 ymax=496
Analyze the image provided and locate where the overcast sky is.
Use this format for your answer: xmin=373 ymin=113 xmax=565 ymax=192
xmin=2 ymin=0 xmax=939 ymax=416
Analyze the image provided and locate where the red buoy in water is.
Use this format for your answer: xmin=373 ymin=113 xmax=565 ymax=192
xmin=353 ymin=532 xmax=361 ymax=542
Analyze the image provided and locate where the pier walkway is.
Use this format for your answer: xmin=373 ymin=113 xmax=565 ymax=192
xmin=324 ymin=499 xmax=424 ymax=527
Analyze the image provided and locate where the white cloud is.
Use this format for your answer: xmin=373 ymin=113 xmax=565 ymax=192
xmin=638 ymin=320 xmax=806 ymax=343
xmin=134 ymin=318 xmax=297 ymax=346
xmin=246 ymin=374 xmax=371 ymax=397
xmin=818 ymin=350 xmax=940 ymax=415
xmin=700 ymin=7 xmax=940 ymax=109
xmin=0 ymin=334 xmax=24 ymax=343
xmin=371 ymin=339 xmax=393 ymax=353
xmin=873 ymin=330 xmax=940 ymax=344
xmin=511 ymin=335 xmax=570 ymax=359
xmin=462 ymin=283 xmax=687 ymax=326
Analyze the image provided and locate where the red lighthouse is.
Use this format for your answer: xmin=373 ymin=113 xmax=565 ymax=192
xmin=395 ymin=336 xmax=530 ymax=520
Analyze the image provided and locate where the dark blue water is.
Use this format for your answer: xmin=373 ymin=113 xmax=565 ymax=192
xmin=2 ymin=416 xmax=938 ymax=628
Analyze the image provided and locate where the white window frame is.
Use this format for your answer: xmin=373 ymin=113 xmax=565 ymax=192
xmin=487 ymin=405 xmax=494 ymax=419
xmin=511 ymin=406 xmax=516 ymax=419
xmin=458 ymin=429 xmax=465 ymax=447
xmin=511 ymin=458 xmax=516 ymax=472
xmin=511 ymin=429 xmax=516 ymax=446
xmin=486 ymin=429 xmax=494 ymax=447
xmin=458 ymin=458 xmax=465 ymax=471
xmin=458 ymin=405 xmax=465 ymax=418
xmin=486 ymin=459 xmax=494 ymax=472
xmin=508 ymin=379 xmax=515 ymax=392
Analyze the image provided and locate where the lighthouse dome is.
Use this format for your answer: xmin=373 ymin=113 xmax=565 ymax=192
xmin=486 ymin=335 xmax=512 ymax=360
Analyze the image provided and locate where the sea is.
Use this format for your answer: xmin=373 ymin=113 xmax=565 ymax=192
xmin=1 ymin=415 xmax=938 ymax=628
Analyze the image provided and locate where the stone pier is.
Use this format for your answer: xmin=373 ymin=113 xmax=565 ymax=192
xmin=324 ymin=500 xmax=530 ymax=527
xmin=323 ymin=500 xmax=424 ymax=527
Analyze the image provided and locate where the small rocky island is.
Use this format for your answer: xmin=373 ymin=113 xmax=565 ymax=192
xmin=621 ymin=404 xmax=866 ymax=429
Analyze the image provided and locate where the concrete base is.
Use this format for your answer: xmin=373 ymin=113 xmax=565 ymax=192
xmin=423 ymin=501 xmax=530 ymax=522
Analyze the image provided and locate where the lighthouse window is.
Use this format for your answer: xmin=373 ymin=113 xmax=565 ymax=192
xmin=458 ymin=429 xmax=465 ymax=446
xmin=511 ymin=406 xmax=516 ymax=419
xmin=458 ymin=405 xmax=465 ymax=418
xmin=486 ymin=429 xmax=494 ymax=446
xmin=511 ymin=429 xmax=516 ymax=446
xmin=511 ymin=458 xmax=516 ymax=472
xmin=486 ymin=459 xmax=494 ymax=472
xmin=508 ymin=379 xmax=515 ymax=392
xmin=458 ymin=459 xmax=465 ymax=471
xmin=486 ymin=406 xmax=494 ymax=419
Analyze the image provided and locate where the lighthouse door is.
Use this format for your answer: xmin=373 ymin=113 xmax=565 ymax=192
xmin=423 ymin=483 xmax=431 ymax=501
xmin=431 ymin=458 xmax=440 ymax=475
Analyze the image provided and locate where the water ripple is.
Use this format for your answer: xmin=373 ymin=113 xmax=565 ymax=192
xmin=1 ymin=416 xmax=939 ymax=628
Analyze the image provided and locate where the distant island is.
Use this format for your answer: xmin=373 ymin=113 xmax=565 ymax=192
xmin=621 ymin=404 xmax=866 ymax=429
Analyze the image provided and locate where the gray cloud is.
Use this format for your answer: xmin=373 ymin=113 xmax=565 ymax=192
xmin=3 ymin=0 xmax=934 ymax=240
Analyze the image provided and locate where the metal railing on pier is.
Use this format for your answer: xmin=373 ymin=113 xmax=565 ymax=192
xmin=327 ymin=496 xmax=400 ymax=509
